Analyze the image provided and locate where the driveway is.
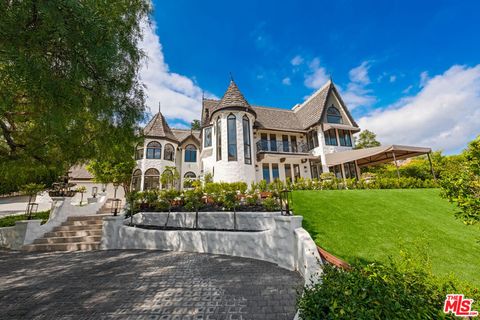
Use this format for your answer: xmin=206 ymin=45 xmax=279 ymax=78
xmin=0 ymin=250 xmax=303 ymax=319
xmin=0 ymin=196 xmax=51 ymax=218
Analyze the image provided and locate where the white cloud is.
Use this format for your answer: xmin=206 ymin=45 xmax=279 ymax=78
xmin=358 ymin=65 xmax=480 ymax=153
xmin=291 ymin=55 xmax=304 ymax=66
xmin=420 ymin=71 xmax=429 ymax=87
xmin=340 ymin=61 xmax=376 ymax=109
xmin=282 ymin=77 xmax=292 ymax=85
xmin=304 ymin=58 xmax=329 ymax=89
xmin=402 ymin=85 xmax=413 ymax=94
xmin=389 ymin=75 xmax=397 ymax=83
xmin=139 ymin=21 xmax=209 ymax=123
xmin=349 ymin=61 xmax=371 ymax=85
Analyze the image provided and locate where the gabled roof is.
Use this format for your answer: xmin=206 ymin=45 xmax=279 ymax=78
xmin=143 ymin=112 xmax=177 ymax=141
xmin=201 ymin=79 xmax=360 ymax=132
xmin=210 ymin=80 xmax=256 ymax=118
xmin=171 ymin=129 xmax=201 ymax=145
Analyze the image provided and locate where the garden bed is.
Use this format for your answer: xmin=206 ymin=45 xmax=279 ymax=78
xmin=0 ymin=211 xmax=50 ymax=228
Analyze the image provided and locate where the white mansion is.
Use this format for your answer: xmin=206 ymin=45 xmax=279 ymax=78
xmin=71 ymin=78 xmax=431 ymax=194
xmin=132 ymin=79 xmax=363 ymax=191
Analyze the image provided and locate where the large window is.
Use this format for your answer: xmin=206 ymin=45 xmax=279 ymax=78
xmin=216 ymin=117 xmax=222 ymax=161
xmin=272 ymin=164 xmax=279 ymax=181
xmin=332 ymin=165 xmax=343 ymax=179
xmin=307 ymin=130 xmax=319 ymax=150
xmin=183 ymin=171 xmax=197 ymax=188
xmin=227 ymin=114 xmax=237 ymax=161
xmin=184 ymin=144 xmax=197 ymax=162
xmin=344 ymin=162 xmax=357 ymax=179
xmin=204 ymin=127 xmax=212 ymax=147
xmin=132 ymin=169 xmax=142 ymax=191
xmin=262 ymin=164 xmax=270 ymax=183
xmin=293 ymin=164 xmax=301 ymax=181
xmin=146 ymin=141 xmax=161 ymax=159
xmin=164 ymin=143 xmax=175 ymax=161
xmin=327 ymin=106 xmax=343 ymax=124
xmin=291 ymin=136 xmax=298 ymax=152
xmin=338 ymin=130 xmax=352 ymax=147
xmin=324 ymin=129 xmax=338 ymax=146
xmin=284 ymin=164 xmax=292 ymax=182
xmin=260 ymin=133 xmax=268 ymax=150
xmin=135 ymin=143 xmax=144 ymax=160
xmin=243 ymin=116 xmax=252 ymax=164
xmin=270 ymin=134 xmax=277 ymax=152
xmin=282 ymin=135 xmax=289 ymax=152
xmin=143 ymin=168 xmax=160 ymax=190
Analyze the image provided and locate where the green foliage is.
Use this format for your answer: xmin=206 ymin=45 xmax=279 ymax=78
xmin=298 ymin=258 xmax=478 ymax=320
xmin=160 ymin=166 xmax=180 ymax=189
xmin=21 ymin=183 xmax=45 ymax=197
xmin=190 ymin=120 xmax=201 ymax=130
xmin=263 ymin=196 xmax=279 ymax=211
xmin=0 ymin=0 xmax=150 ymax=193
xmin=204 ymin=172 xmax=213 ymax=184
xmin=183 ymin=188 xmax=204 ymax=212
xmin=354 ymin=129 xmax=381 ymax=149
xmin=0 ymin=211 xmax=50 ymax=227
xmin=440 ymin=135 xmax=480 ymax=224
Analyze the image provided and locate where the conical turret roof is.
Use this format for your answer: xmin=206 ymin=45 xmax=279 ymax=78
xmin=143 ymin=112 xmax=177 ymax=141
xmin=212 ymin=80 xmax=256 ymax=117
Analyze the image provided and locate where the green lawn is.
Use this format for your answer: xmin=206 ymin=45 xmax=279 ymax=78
xmin=0 ymin=211 xmax=50 ymax=228
xmin=292 ymin=189 xmax=480 ymax=286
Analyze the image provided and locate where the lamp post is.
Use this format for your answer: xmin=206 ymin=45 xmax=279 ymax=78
xmin=110 ymin=199 xmax=121 ymax=216
xmin=92 ymin=187 xmax=98 ymax=198
xmin=279 ymin=189 xmax=293 ymax=216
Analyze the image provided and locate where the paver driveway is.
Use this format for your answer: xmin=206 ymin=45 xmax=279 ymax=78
xmin=0 ymin=250 xmax=303 ymax=320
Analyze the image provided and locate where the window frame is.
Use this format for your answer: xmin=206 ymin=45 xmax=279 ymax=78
xmin=216 ymin=117 xmax=222 ymax=161
xmin=227 ymin=114 xmax=237 ymax=161
xmin=146 ymin=141 xmax=161 ymax=159
xmin=262 ymin=163 xmax=271 ymax=183
xmin=143 ymin=168 xmax=160 ymax=190
xmin=324 ymin=129 xmax=338 ymax=146
xmin=326 ymin=105 xmax=343 ymax=124
xmin=184 ymin=144 xmax=197 ymax=162
xmin=243 ymin=115 xmax=252 ymax=164
xmin=164 ymin=143 xmax=175 ymax=161
xmin=204 ymin=127 xmax=212 ymax=148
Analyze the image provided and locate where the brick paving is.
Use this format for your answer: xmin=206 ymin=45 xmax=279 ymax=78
xmin=0 ymin=250 xmax=303 ymax=320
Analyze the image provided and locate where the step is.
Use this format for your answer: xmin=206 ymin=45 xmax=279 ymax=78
xmin=33 ymin=236 xmax=102 ymax=244
xmin=43 ymin=230 xmax=103 ymax=238
xmin=52 ymin=224 xmax=103 ymax=232
xmin=22 ymin=243 xmax=100 ymax=252
xmin=67 ymin=215 xmax=107 ymax=221
xmin=63 ymin=220 xmax=104 ymax=226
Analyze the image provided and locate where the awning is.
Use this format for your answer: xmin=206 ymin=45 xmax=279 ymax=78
xmin=322 ymin=123 xmax=361 ymax=133
xmin=325 ymin=145 xmax=432 ymax=167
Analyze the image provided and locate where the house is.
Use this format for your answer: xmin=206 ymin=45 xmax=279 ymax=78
xmin=70 ymin=78 xmax=432 ymax=193
xmin=130 ymin=79 xmax=432 ymax=191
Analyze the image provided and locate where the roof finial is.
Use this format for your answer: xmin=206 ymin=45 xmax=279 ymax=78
xmin=202 ymin=90 xmax=205 ymax=100
xmin=329 ymin=75 xmax=333 ymax=83
xmin=229 ymin=72 xmax=234 ymax=82
xmin=158 ymin=101 xmax=161 ymax=114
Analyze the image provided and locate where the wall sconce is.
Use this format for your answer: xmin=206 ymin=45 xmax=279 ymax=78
xmin=304 ymin=166 xmax=308 ymax=173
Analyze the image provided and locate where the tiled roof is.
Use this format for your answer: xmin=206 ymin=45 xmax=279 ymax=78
xmin=69 ymin=165 xmax=93 ymax=180
xmin=293 ymin=81 xmax=331 ymax=129
xmin=252 ymin=106 xmax=304 ymax=131
xmin=143 ymin=112 xmax=177 ymax=141
xmin=172 ymin=129 xmax=201 ymax=144
xmin=211 ymin=80 xmax=256 ymax=117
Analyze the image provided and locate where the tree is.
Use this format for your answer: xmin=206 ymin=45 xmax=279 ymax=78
xmin=160 ymin=166 xmax=180 ymax=189
xmin=354 ymin=130 xmax=381 ymax=149
xmin=0 ymin=1 xmax=151 ymax=193
xmin=20 ymin=183 xmax=45 ymax=219
xmin=191 ymin=120 xmax=201 ymax=130
xmin=440 ymin=135 xmax=480 ymax=224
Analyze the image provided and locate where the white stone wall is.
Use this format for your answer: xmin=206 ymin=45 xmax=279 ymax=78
xmin=178 ymin=137 xmax=200 ymax=188
xmin=131 ymin=211 xmax=280 ymax=231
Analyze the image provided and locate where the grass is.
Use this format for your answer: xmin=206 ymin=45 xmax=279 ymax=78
xmin=292 ymin=189 xmax=480 ymax=286
xmin=0 ymin=211 xmax=51 ymax=228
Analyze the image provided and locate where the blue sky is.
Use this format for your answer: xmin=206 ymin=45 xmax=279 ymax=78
xmin=141 ymin=0 xmax=480 ymax=154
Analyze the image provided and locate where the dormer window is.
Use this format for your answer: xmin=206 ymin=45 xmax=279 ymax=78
xmin=327 ymin=106 xmax=343 ymax=124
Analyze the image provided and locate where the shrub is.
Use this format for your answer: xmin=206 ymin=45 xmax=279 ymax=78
xmin=298 ymin=256 xmax=479 ymax=320
xmin=263 ymin=196 xmax=279 ymax=211
xmin=0 ymin=211 xmax=50 ymax=227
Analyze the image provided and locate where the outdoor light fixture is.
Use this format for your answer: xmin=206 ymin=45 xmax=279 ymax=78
xmin=101 ymin=183 xmax=106 ymax=192
xmin=113 ymin=182 xmax=120 ymax=199
xmin=279 ymin=189 xmax=293 ymax=216
xmin=92 ymin=187 xmax=98 ymax=198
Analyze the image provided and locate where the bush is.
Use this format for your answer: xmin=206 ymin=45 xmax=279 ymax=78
xmin=298 ymin=255 xmax=479 ymax=320
xmin=263 ymin=196 xmax=279 ymax=211
xmin=0 ymin=211 xmax=50 ymax=227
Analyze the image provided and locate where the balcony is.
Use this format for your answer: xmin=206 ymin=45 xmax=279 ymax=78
xmin=256 ymin=140 xmax=309 ymax=154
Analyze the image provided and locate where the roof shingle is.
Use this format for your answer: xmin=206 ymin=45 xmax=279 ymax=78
xmin=143 ymin=112 xmax=177 ymax=141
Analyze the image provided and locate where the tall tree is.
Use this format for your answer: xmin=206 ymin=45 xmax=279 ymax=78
xmin=0 ymin=0 xmax=151 ymax=193
xmin=354 ymin=130 xmax=381 ymax=149
xmin=191 ymin=119 xmax=201 ymax=130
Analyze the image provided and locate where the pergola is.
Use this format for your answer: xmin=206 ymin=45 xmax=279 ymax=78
xmin=325 ymin=145 xmax=435 ymax=179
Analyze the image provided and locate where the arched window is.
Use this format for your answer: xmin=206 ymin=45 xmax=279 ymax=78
xmin=184 ymin=144 xmax=197 ymax=162
xmin=143 ymin=168 xmax=160 ymax=190
xmin=227 ymin=114 xmax=237 ymax=161
xmin=216 ymin=117 xmax=222 ymax=161
xmin=132 ymin=169 xmax=142 ymax=191
xmin=183 ymin=171 xmax=197 ymax=188
xmin=242 ymin=115 xmax=251 ymax=164
xmin=161 ymin=169 xmax=174 ymax=189
xmin=146 ymin=141 xmax=161 ymax=159
xmin=164 ymin=143 xmax=175 ymax=161
xmin=135 ymin=143 xmax=144 ymax=160
xmin=327 ymin=106 xmax=343 ymax=124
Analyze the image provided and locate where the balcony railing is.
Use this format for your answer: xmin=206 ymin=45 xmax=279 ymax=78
xmin=256 ymin=140 xmax=309 ymax=154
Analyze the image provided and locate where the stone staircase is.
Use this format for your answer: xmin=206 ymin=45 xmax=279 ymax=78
xmin=22 ymin=215 xmax=108 ymax=252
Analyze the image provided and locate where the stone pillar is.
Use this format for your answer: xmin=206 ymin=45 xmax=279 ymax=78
xmin=101 ymin=216 xmax=125 ymax=250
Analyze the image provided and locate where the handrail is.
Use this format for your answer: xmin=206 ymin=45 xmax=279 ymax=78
xmin=256 ymin=140 xmax=309 ymax=153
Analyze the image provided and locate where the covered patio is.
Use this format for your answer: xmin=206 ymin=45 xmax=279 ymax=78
xmin=325 ymin=145 xmax=435 ymax=179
